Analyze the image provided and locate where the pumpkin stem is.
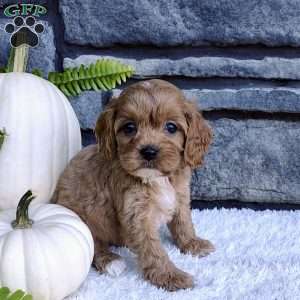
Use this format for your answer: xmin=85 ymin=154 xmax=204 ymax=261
xmin=11 ymin=190 xmax=35 ymax=229
xmin=7 ymin=32 xmax=29 ymax=73
xmin=0 ymin=128 xmax=7 ymax=150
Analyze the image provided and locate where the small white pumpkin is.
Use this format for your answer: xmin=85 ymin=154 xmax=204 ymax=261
xmin=0 ymin=191 xmax=94 ymax=300
xmin=0 ymin=72 xmax=82 ymax=209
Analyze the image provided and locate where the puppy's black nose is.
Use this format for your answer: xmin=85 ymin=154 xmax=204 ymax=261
xmin=140 ymin=145 xmax=159 ymax=161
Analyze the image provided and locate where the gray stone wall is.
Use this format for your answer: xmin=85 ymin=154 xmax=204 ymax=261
xmin=0 ymin=0 xmax=299 ymax=203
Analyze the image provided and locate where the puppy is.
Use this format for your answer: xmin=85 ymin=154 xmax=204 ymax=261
xmin=52 ymin=79 xmax=215 ymax=291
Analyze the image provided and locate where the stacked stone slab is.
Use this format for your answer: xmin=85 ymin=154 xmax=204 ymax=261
xmin=0 ymin=0 xmax=299 ymax=203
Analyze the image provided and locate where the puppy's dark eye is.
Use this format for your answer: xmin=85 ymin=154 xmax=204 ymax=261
xmin=165 ymin=122 xmax=178 ymax=134
xmin=122 ymin=121 xmax=137 ymax=136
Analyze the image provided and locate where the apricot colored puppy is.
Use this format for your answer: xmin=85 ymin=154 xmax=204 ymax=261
xmin=52 ymin=79 xmax=215 ymax=291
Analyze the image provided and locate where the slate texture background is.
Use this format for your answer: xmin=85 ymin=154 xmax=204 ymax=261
xmin=0 ymin=0 xmax=299 ymax=204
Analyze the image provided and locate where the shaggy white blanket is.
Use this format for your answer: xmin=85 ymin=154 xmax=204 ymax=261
xmin=67 ymin=208 xmax=300 ymax=300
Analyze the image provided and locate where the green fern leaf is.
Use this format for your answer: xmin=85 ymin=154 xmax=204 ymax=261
xmin=59 ymin=84 xmax=71 ymax=97
xmin=0 ymin=287 xmax=32 ymax=300
xmin=72 ymin=68 xmax=79 ymax=80
xmin=31 ymin=69 xmax=43 ymax=77
xmin=0 ymin=287 xmax=10 ymax=299
xmin=7 ymin=290 xmax=25 ymax=300
xmin=84 ymin=78 xmax=92 ymax=90
xmin=101 ymin=76 xmax=110 ymax=89
xmin=78 ymin=65 xmax=85 ymax=79
xmin=72 ymin=81 xmax=82 ymax=94
xmin=78 ymin=78 xmax=87 ymax=91
xmin=95 ymin=77 xmax=107 ymax=91
xmin=48 ymin=59 xmax=134 ymax=96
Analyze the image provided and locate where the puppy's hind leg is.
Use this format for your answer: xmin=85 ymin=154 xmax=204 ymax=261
xmin=93 ymin=240 xmax=126 ymax=277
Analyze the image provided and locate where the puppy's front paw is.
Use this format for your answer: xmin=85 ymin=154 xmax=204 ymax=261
xmin=93 ymin=252 xmax=125 ymax=276
xmin=144 ymin=266 xmax=194 ymax=291
xmin=105 ymin=258 xmax=127 ymax=277
xmin=181 ymin=238 xmax=215 ymax=257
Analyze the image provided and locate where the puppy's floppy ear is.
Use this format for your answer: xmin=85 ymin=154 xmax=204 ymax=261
xmin=95 ymin=98 xmax=118 ymax=160
xmin=184 ymin=101 xmax=213 ymax=168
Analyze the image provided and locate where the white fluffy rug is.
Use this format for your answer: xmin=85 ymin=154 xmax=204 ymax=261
xmin=67 ymin=208 xmax=300 ymax=300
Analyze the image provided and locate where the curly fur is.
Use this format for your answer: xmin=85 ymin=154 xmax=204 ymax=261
xmin=52 ymin=79 xmax=215 ymax=291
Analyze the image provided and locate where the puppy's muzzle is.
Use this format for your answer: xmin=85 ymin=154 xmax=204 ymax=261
xmin=139 ymin=145 xmax=159 ymax=161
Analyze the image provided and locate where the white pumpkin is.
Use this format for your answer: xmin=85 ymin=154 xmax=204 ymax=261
xmin=0 ymin=72 xmax=82 ymax=209
xmin=0 ymin=191 xmax=94 ymax=300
